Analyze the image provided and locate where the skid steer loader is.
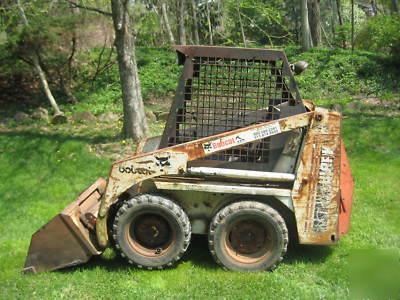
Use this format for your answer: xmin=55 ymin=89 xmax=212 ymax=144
xmin=23 ymin=46 xmax=354 ymax=273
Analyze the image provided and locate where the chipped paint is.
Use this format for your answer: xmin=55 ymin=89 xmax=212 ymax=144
xmin=313 ymin=146 xmax=335 ymax=233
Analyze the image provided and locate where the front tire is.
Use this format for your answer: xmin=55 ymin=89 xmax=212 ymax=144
xmin=113 ymin=194 xmax=191 ymax=270
xmin=208 ymin=201 xmax=288 ymax=271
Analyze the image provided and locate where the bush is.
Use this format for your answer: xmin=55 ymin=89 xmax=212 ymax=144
xmin=356 ymin=15 xmax=400 ymax=64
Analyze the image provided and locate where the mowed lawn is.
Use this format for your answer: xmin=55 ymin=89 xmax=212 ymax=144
xmin=0 ymin=109 xmax=399 ymax=299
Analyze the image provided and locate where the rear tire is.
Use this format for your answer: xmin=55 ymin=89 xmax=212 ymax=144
xmin=208 ymin=201 xmax=288 ymax=271
xmin=113 ymin=194 xmax=191 ymax=270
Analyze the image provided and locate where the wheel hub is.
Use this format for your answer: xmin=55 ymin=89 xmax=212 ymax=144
xmin=229 ymin=220 xmax=266 ymax=254
xmin=131 ymin=214 xmax=171 ymax=249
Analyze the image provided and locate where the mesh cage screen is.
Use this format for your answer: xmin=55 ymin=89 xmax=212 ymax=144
xmin=163 ymin=48 xmax=303 ymax=170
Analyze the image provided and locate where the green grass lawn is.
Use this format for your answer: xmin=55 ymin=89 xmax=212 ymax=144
xmin=0 ymin=105 xmax=399 ymax=299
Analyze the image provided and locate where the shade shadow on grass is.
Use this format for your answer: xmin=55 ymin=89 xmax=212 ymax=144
xmin=284 ymin=243 xmax=333 ymax=266
xmin=60 ymin=234 xmax=218 ymax=274
xmin=181 ymin=234 xmax=218 ymax=269
xmin=0 ymin=129 xmax=116 ymax=145
xmin=60 ymin=234 xmax=331 ymax=274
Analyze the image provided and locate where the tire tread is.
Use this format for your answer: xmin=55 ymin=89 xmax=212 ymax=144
xmin=113 ymin=194 xmax=191 ymax=270
xmin=208 ymin=201 xmax=288 ymax=271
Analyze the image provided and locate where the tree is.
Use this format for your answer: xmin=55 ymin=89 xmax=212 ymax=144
xmin=160 ymin=0 xmax=175 ymax=44
xmin=301 ymin=0 xmax=312 ymax=50
xmin=58 ymin=3 xmax=79 ymax=104
xmin=335 ymin=0 xmax=346 ymax=48
xmin=178 ymin=0 xmax=187 ymax=45
xmin=391 ymin=0 xmax=399 ymax=13
xmin=308 ymin=0 xmax=322 ymax=46
xmin=336 ymin=0 xmax=344 ymax=26
xmin=190 ymin=0 xmax=200 ymax=44
xmin=111 ymin=0 xmax=148 ymax=141
xmin=236 ymin=1 xmax=247 ymax=46
xmin=206 ymin=0 xmax=213 ymax=45
xmin=16 ymin=0 xmax=63 ymax=116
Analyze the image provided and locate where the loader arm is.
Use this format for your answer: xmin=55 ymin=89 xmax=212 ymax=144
xmin=96 ymin=112 xmax=314 ymax=248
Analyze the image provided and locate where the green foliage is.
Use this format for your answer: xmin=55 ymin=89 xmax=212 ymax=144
xmin=1 ymin=0 xmax=400 ymax=119
xmin=61 ymin=87 xmax=122 ymax=116
xmin=60 ymin=47 xmax=181 ymax=116
xmin=356 ymin=14 xmax=400 ymax=63
xmin=130 ymin=3 xmax=163 ymax=47
xmin=285 ymin=46 xmax=400 ymax=100
xmin=81 ymin=46 xmax=399 ymax=116
xmin=333 ymin=24 xmax=351 ymax=48
xmin=136 ymin=47 xmax=182 ymax=101
xmin=0 ymin=1 xmax=79 ymax=70
xmin=223 ymin=0 xmax=293 ymax=46
xmin=3 ymin=45 xmax=398 ymax=119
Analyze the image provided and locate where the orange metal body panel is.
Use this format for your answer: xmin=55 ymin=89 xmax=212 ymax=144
xmin=292 ymin=110 xmax=342 ymax=245
xmin=338 ymin=141 xmax=354 ymax=237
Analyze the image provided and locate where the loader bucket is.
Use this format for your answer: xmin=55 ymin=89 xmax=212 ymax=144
xmin=22 ymin=178 xmax=107 ymax=274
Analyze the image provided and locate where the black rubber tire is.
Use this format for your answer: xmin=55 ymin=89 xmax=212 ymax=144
xmin=208 ymin=201 xmax=288 ymax=271
xmin=112 ymin=194 xmax=191 ymax=270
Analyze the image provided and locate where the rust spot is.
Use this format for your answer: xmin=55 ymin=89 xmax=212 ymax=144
xmin=136 ymin=160 xmax=154 ymax=164
xmin=80 ymin=212 xmax=97 ymax=231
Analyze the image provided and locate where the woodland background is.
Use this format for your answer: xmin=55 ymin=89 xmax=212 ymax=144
xmin=0 ymin=0 xmax=399 ymax=137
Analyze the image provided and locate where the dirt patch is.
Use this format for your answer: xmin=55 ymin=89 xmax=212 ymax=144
xmin=146 ymin=96 xmax=173 ymax=110
xmin=361 ymin=97 xmax=399 ymax=108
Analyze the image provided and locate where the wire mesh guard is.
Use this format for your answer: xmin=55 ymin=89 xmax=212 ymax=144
xmin=164 ymin=47 xmax=303 ymax=170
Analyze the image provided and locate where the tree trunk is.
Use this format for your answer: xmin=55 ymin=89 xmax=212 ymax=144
xmin=308 ymin=0 xmax=322 ymax=46
xmin=155 ymin=5 xmax=167 ymax=45
xmin=59 ymin=72 xmax=77 ymax=104
xmin=206 ymin=1 xmax=213 ymax=45
xmin=336 ymin=0 xmax=346 ymax=48
xmin=290 ymin=0 xmax=300 ymax=44
xmin=61 ymin=4 xmax=79 ymax=104
xmin=392 ymin=0 xmax=399 ymax=13
xmin=190 ymin=0 xmax=200 ymax=44
xmin=351 ymin=0 xmax=355 ymax=51
xmin=161 ymin=0 xmax=175 ymax=45
xmin=236 ymin=4 xmax=246 ymax=47
xmin=111 ymin=0 xmax=148 ymax=141
xmin=371 ymin=0 xmax=378 ymax=15
xmin=16 ymin=0 xmax=63 ymax=116
xmin=178 ymin=0 xmax=187 ymax=45
xmin=301 ymin=0 xmax=312 ymax=51
xmin=217 ymin=1 xmax=225 ymax=35
xmin=330 ymin=0 xmax=336 ymax=38
xmin=336 ymin=0 xmax=343 ymax=26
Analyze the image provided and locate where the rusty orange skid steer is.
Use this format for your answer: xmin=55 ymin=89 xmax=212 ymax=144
xmin=24 ymin=46 xmax=354 ymax=273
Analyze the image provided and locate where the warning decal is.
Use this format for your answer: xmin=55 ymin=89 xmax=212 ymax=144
xmin=202 ymin=122 xmax=281 ymax=154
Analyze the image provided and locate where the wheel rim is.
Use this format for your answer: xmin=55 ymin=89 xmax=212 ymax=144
xmin=125 ymin=212 xmax=175 ymax=257
xmin=223 ymin=216 xmax=275 ymax=265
